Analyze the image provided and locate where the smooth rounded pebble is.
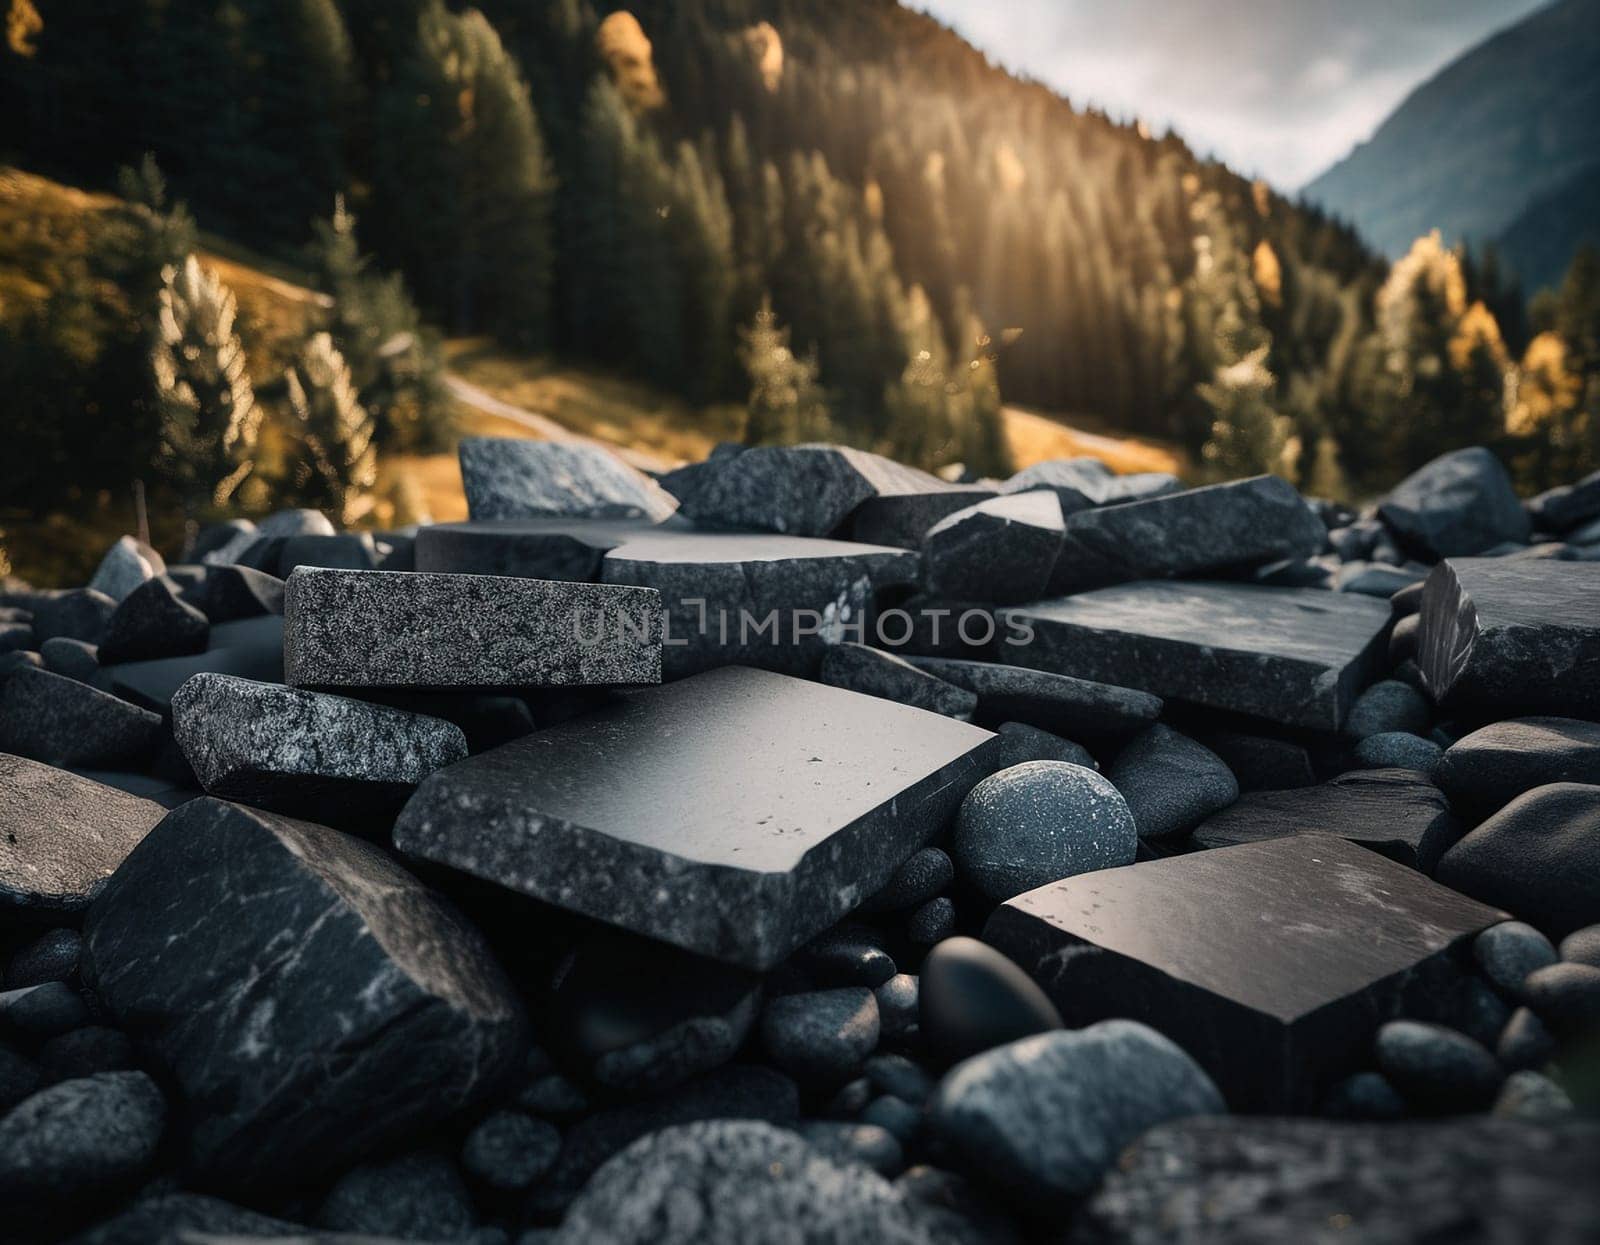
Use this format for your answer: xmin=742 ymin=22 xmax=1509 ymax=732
xmin=929 ymin=1020 xmax=1224 ymax=1207
xmin=1343 ymin=679 xmax=1430 ymax=741
xmin=1560 ymin=924 xmax=1600 ymax=967
xmin=863 ymin=847 xmax=954 ymax=913
xmin=1353 ymin=731 xmax=1443 ymax=773
xmin=461 ymin=1111 xmax=562 ymax=1190
xmin=1496 ymin=1008 xmax=1557 ymax=1071
xmin=1107 ymin=724 xmax=1237 ymax=840
xmin=919 ymin=936 xmax=1062 ymax=1067
xmin=1322 ymin=1071 xmax=1407 ymax=1120
xmin=1492 ymin=1070 xmax=1574 ymax=1120
xmin=760 ymin=988 xmax=879 ymax=1085
xmin=1518 ymin=962 xmax=1600 ymax=1026
xmin=1374 ymin=1021 xmax=1503 ymax=1112
xmin=1474 ymin=922 xmax=1559 ymax=996
xmin=0 ymin=1071 xmax=165 ymax=1206
xmin=5 ymin=928 xmax=82 ymax=990
xmin=317 ymin=1151 xmax=477 ymax=1239
xmin=797 ymin=1120 xmax=905 ymax=1177
xmin=874 ymin=974 xmax=919 ymax=1039
xmin=953 ymin=761 xmax=1136 ymax=902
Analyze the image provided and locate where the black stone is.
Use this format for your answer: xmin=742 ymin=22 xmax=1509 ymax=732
xmin=95 ymin=578 xmax=208 ymax=665
xmin=1561 ymin=925 xmax=1600 ymax=966
xmin=316 ymin=1151 xmax=476 ymax=1240
xmin=1190 ymin=769 xmax=1462 ymax=874
xmin=1418 ymin=558 xmax=1600 ymax=718
xmin=199 ymin=565 xmax=284 ymax=622
xmin=1530 ymin=468 xmax=1600 ymax=534
xmin=104 ymin=641 xmax=286 ymax=716
xmin=1374 ymin=1019 xmax=1504 ymax=1111
xmin=458 ymin=436 xmax=678 ymax=522
xmin=1436 ymin=717 xmax=1600 ymax=823
xmin=849 ymin=482 xmax=997 ymax=549
xmin=1107 ymin=725 xmax=1238 ymax=841
xmin=1069 ymin=1117 xmax=1600 ymax=1245
xmin=277 ymin=532 xmax=379 ymax=575
xmin=39 ymin=637 xmax=97 ymax=682
xmin=395 ymin=667 xmax=996 ymax=969
xmin=907 ymin=895 xmax=956 ymax=946
xmin=36 ymin=1026 xmax=136 ymax=1082
xmin=1499 ymin=1007 xmax=1558 ymax=1070
xmin=990 ymin=721 xmax=1098 ymax=771
xmin=1050 ymin=474 xmax=1324 ymax=592
xmin=760 ymin=987 xmax=878 ymax=1085
xmin=1436 ymin=783 xmax=1600 ymax=938
xmin=0 ymin=668 xmax=162 ymax=769
xmin=68 ymin=1193 xmax=304 ymax=1245
xmin=1520 ymin=962 xmax=1600 ymax=1028
xmin=414 ymin=516 xmax=652 ymax=580
xmin=6 ymin=928 xmax=81 ymax=989
xmin=27 ymin=590 xmax=115 ymax=646
xmin=81 ymin=797 xmax=526 ymax=1190
xmin=1342 ymin=678 xmax=1431 ymax=740
xmin=820 ymin=643 xmax=976 ymax=718
xmin=919 ymin=936 xmax=1062 ymax=1067
xmin=0 ymin=981 xmax=90 ymax=1041
xmin=1186 ymin=724 xmax=1316 ymax=791
xmin=906 ymin=656 xmax=1162 ymax=739
xmin=1000 ymin=457 xmax=1180 ymax=513
xmin=985 ymin=834 xmax=1506 ymax=1110
xmin=461 ymin=1110 xmax=561 ymax=1190
xmin=1001 ymin=580 xmax=1391 ymax=731
xmin=861 ymin=846 xmax=955 ymax=913
xmin=1475 ymin=921 xmax=1560 ymax=995
xmin=1 ymin=756 xmax=168 ymax=915
xmin=1377 ymin=447 xmax=1532 ymax=559
xmin=800 ymin=924 xmax=898 ymax=987
xmin=1353 ymin=730 xmax=1442 ymax=772
xmin=921 ymin=492 xmax=1064 ymax=604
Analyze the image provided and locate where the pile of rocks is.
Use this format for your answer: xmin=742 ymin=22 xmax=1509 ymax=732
xmin=2 ymin=436 xmax=1599 ymax=1243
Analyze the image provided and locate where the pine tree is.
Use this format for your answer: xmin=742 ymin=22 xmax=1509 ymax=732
xmin=151 ymin=256 xmax=261 ymax=510
xmin=285 ymin=332 xmax=377 ymax=525
xmin=739 ymin=295 xmax=830 ymax=445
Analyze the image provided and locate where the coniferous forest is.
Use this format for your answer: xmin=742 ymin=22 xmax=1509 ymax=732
xmin=2 ymin=0 xmax=1599 ymax=548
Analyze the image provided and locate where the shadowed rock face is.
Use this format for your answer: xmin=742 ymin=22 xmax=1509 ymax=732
xmin=0 ymin=755 xmax=169 ymax=914
xmin=283 ymin=567 xmax=663 ymax=690
xmin=0 ymin=668 xmax=163 ymax=770
xmin=395 ymin=666 xmax=997 ymax=969
xmin=1418 ymin=558 xmax=1600 ymax=717
xmin=81 ymin=798 xmax=526 ymax=1190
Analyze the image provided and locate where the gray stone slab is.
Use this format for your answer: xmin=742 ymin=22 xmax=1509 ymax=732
xmin=984 ymin=833 xmax=1506 ymax=1110
xmin=1051 ymin=474 xmax=1325 ymax=592
xmin=415 ymin=518 xmax=657 ymax=581
xmin=1001 ymin=580 xmax=1392 ymax=731
xmin=906 ymin=654 xmax=1162 ymax=739
xmin=921 ymin=492 xmax=1064 ymax=604
xmin=1 ymin=755 xmax=168 ymax=914
xmin=172 ymin=674 xmax=468 ymax=821
xmin=848 ymin=483 xmax=995 ymax=549
xmin=459 ymin=437 xmax=678 ymax=522
xmin=1418 ymin=558 xmax=1600 ymax=718
xmin=0 ymin=668 xmax=163 ymax=769
xmin=395 ymin=666 xmax=997 ymax=969
xmin=283 ymin=568 xmax=662 ymax=690
xmin=1189 ymin=768 xmax=1461 ymax=873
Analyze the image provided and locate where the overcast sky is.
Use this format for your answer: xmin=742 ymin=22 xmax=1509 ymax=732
xmin=914 ymin=0 xmax=1551 ymax=190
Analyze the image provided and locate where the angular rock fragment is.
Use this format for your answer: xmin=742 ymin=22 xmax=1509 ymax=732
xmin=459 ymin=436 xmax=678 ymax=523
xmin=985 ymin=834 xmax=1506 ymax=1109
xmin=849 ymin=481 xmax=996 ymax=549
xmin=40 ymin=637 xmax=97 ymax=682
xmin=0 ymin=756 xmax=168 ymax=915
xmin=820 ymin=643 xmax=976 ymax=718
xmin=278 ymin=532 xmax=379 ymax=575
xmin=1418 ymin=558 xmax=1600 ymax=717
xmin=415 ymin=517 xmax=652 ymax=581
xmin=1050 ymin=474 xmax=1324 ymax=592
xmin=1530 ymin=468 xmax=1600 ymax=534
xmin=906 ymin=656 xmax=1161 ymax=739
xmin=87 ymin=536 xmax=164 ymax=604
xmin=0 ymin=668 xmax=162 ymax=769
xmin=172 ymin=674 xmax=468 ymax=821
xmin=1070 ymin=1117 xmax=1600 ymax=1245
xmin=96 ymin=577 xmax=209 ymax=664
xmin=1000 ymin=457 xmax=1181 ymax=513
xmin=1002 ymin=580 xmax=1391 ymax=731
xmin=1191 ymin=768 xmax=1462 ymax=873
xmin=27 ymin=589 xmax=116 ymax=645
xmin=665 ymin=443 xmax=953 ymax=537
xmin=82 ymin=797 xmax=526 ymax=1189
xmin=1436 ymin=717 xmax=1600 ymax=823
xmin=1378 ymin=446 xmax=1531 ymax=559
xmin=395 ymin=666 xmax=996 ymax=969
xmin=1435 ymin=783 xmax=1600 ymax=938
xmin=284 ymin=568 xmax=662 ymax=689
xmin=921 ymin=492 xmax=1064 ymax=604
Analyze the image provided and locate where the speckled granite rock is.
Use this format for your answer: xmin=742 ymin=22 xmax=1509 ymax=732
xmin=1050 ymin=475 xmax=1324 ymax=592
xmin=1000 ymin=457 xmax=1181 ymax=514
xmin=81 ymin=797 xmax=526 ymax=1190
xmin=27 ymin=589 xmax=116 ymax=646
xmin=0 ymin=756 xmax=169 ymax=915
xmin=95 ymin=577 xmax=209 ymax=665
xmin=283 ymin=567 xmax=662 ymax=689
xmin=554 ymin=1120 xmax=938 ymax=1245
xmin=905 ymin=656 xmax=1162 ymax=739
xmin=985 ymin=835 xmax=1506 ymax=1110
xmin=458 ymin=437 xmax=678 ymax=522
xmin=1378 ymin=447 xmax=1532 ymax=559
xmin=172 ymin=674 xmax=468 ymax=821
xmin=1002 ymin=580 xmax=1391 ymax=731
xmin=1190 ymin=769 xmax=1461 ymax=874
xmin=395 ymin=666 xmax=996 ymax=969
xmin=86 ymin=537 xmax=165 ymax=604
xmin=1069 ymin=1117 xmax=1600 ymax=1245
xmin=0 ymin=668 xmax=162 ymax=769
xmin=922 ymin=492 xmax=1065 ymax=604
xmin=665 ymin=443 xmax=954 ymax=537
xmin=1418 ymin=558 xmax=1600 ymax=718
xmin=820 ymin=643 xmax=977 ymax=718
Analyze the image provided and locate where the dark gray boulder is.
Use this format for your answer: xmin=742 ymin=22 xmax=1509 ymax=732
xmin=1 ymin=756 xmax=168 ymax=915
xmin=96 ymin=578 xmax=208 ymax=665
xmin=1436 ymin=717 xmax=1600 ymax=822
xmin=1342 ymin=678 xmax=1431 ymax=740
xmin=929 ymin=1021 xmax=1223 ymax=1208
xmin=1068 ymin=1117 xmax=1600 ymax=1245
xmin=171 ymin=673 xmax=467 ymax=821
xmin=0 ymin=668 xmax=162 ymax=769
xmin=81 ymin=797 xmax=526 ymax=1190
xmin=87 ymin=537 xmax=164 ymax=604
xmin=990 ymin=722 xmax=1098 ymax=771
xmin=1108 ymin=725 xmax=1237 ymax=841
xmin=1435 ymin=783 xmax=1600 ymax=937
xmin=1000 ymin=457 xmax=1180 ymax=513
xmin=460 ymin=1110 xmax=561 ymax=1190
xmin=458 ymin=436 xmax=678 ymax=522
xmin=820 ymin=643 xmax=977 ymax=718
xmin=28 ymin=589 xmax=116 ymax=646
xmin=315 ymin=1150 xmax=476 ymax=1240
xmin=1530 ymin=468 xmax=1600 ymax=534
xmin=1353 ymin=730 xmax=1442 ymax=772
xmin=1378 ymin=447 xmax=1531 ymax=559
xmin=1374 ymin=1019 xmax=1504 ymax=1111
xmin=761 ymin=988 xmax=879 ymax=1085
xmin=198 ymin=565 xmax=284 ymax=622
xmin=921 ymin=493 xmax=1064 ymax=604
xmin=1475 ymin=921 xmax=1560 ymax=995
xmin=1417 ymin=558 xmax=1600 ymax=718
xmin=40 ymin=637 xmax=98 ymax=682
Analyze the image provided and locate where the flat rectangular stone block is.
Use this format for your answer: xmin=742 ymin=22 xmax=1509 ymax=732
xmin=394 ymin=666 xmax=997 ymax=969
xmin=283 ymin=568 xmax=662 ymax=690
xmin=985 ymin=834 xmax=1507 ymax=1111
xmin=1001 ymin=581 xmax=1392 ymax=731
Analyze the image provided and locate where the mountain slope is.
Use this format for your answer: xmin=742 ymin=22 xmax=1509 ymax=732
xmin=1303 ymin=0 xmax=1600 ymax=265
xmin=1496 ymin=162 xmax=1600 ymax=296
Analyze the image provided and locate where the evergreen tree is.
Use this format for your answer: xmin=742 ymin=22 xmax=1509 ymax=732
xmin=739 ymin=295 xmax=830 ymax=445
xmin=151 ymin=256 xmax=261 ymax=510
xmin=285 ymin=332 xmax=377 ymax=524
